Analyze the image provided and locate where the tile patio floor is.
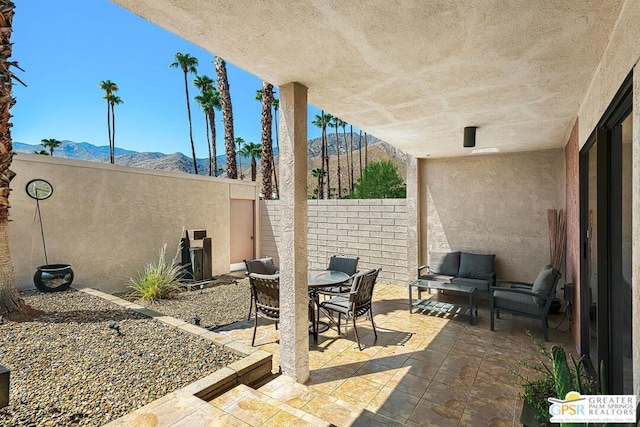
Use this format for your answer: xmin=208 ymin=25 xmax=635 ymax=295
xmin=211 ymin=283 xmax=575 ymax=426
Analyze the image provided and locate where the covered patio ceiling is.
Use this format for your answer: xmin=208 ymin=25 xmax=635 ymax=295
xmin=113 ymin=0 xmax=623 ymax=158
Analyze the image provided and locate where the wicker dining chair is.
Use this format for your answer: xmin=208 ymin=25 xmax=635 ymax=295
xmin=248 ymin=273 xmax=280 ymax=346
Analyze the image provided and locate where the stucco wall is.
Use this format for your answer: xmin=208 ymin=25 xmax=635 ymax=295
xmin=573 ymin=1 xmax=640 ymax=396
xmin=421 ymin=149 xmax=564 ymax=283
xmin=260 ymin=199 xmax=408 ymax=285
xmin=564 ymin=120 xmax=581 ymax=352
xmin=10 ymin=154 xmax=258 ymax=293
xmin=578 ymin=0 xmax=640 ymax=148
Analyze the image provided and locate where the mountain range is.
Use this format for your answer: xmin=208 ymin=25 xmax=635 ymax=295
xmin=14 ymin=134 xmax=406 ymax=179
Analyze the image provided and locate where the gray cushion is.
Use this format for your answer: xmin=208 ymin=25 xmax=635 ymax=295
xmin=418 ymin=273 xmax=454 ymax=283
xmin=320 ymin=295 xmax=350 ymax=315
xmin=428 ymin=251 xmax=460 ymax=276
xmin=452 ymin=277 xmax=491 ymax=293
xmin=531 ymin=265 xmax=559 ymax=306
xmin=245 ymin=257 xmax=278 ymax=275
xmin=458 ymin=252 xmax=495 ymax=280
xmin=493 ymin=290 xmax=544 ymax=316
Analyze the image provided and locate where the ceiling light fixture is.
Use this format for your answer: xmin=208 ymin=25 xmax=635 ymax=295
xmin=463 ymin=127 xmax=477 ymax=148
xmin=472 ymin=147 xmax=500 ymax=154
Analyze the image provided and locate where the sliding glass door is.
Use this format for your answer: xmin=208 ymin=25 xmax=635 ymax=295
xmin=619 ymin=114 xmax=633 ymax=394
xmin=584 ymin=139 xmax=599 ymax=370
xmin=580 ymin=75 xmax=632 ymax=395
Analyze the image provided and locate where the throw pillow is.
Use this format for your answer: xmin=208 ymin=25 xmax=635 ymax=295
xmin=428 ymin=251 xmax=460 ymax=276
xmin=458 ymin=252 xmax=495 ymax=280
xmin=531 ymin=265 xmax=559 ymax=306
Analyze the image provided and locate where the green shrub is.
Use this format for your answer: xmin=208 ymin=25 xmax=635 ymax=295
xmin=128 ymin=244 xmax=184 ymax=302
xmin=352 ymin=160 xmax=406 ymax=199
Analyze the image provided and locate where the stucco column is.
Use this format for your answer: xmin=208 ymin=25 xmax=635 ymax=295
xmin=406 ymin=155 xmax=420 ymax=281
xmin=632 ymin=67 xmax=640 ymax=397
xmin=278 ymin=82 xmax=309 ymax=382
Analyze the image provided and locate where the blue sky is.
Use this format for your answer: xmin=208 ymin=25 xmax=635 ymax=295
xmin=12 ymin=0 xmax=323 ymax=156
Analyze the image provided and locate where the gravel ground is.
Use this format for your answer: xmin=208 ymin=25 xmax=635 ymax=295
xmin=0 ymin=288 xmax=243 ymax=427
xmin=120 ymin=276 xmax=252 ymax=330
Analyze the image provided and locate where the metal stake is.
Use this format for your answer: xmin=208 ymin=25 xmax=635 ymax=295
xmin=35 ymin=195 xmax=48 ymax=265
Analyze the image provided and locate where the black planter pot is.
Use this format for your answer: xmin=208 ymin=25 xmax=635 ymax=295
xmin=521 ymin=400 xmax=559 ymax=427
xmin=34 ymin=264 xmax=74 ymax=292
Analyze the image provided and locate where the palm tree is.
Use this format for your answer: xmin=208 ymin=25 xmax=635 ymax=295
xmin=99 ymin=80 xmax=118 ymax=163
xmin=235 ymin=137 xmax=245 ymax=179
xmin=0 ymin=0 xmax=30 ymax=317
xmin=107 ymin=94 xmax=123 ymax=163
xmin=195 ymin=91 xmax=212 ymax=175
xmin=311 ymin=114 xmax=324 ymax=198
xmin=272 ymin=97 xmax=279 ymax=198
xmin=312 ymin=112 xmax=332 ymax=198
xmin=255 ymin=89 xmax=279 ymax=198
xmin=195 ymin=89 xmax=221 ymax=176
xmin=239 ymin=142 xmax=262 ymax=181
xmin=41 ymin=138 xmax=62 ymax=156
xmin=349 ymin=124 xmax=355 ymax=193
xmin=193 ymin=74 xmax=214 ymax=92
xmin=359 ymin=129 xmax=363 ymax=181
xmin=311 ymin=168 xmax=326 ymax=200
xmin=194 ymin=75 xmax=220 ymax=176
xmin=340 ymin=120 xmax=351 ymax=196
xmin=330 ymin=117 xmax=343 ymax=198
xmin=214 ymin=56 xmax=237 ymax=179
xmin=207 ymin=90 xmax=222 ymax=176
xmin=170 ymin=52 xmax=199 ymax=174
xmin=364 ymin=131 xmax=369 ymax=169
xmin=259 ymin=82 xmax=274 ymax=199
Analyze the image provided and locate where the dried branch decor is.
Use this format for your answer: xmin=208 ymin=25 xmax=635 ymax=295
xmin=547 ymin=209 xmax=566 ymax=271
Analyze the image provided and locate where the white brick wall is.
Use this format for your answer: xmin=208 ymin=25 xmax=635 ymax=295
xmin=260 ymin=199 xmax=409 ymax=285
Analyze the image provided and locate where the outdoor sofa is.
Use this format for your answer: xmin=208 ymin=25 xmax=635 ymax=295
xmin=417 ymin=251 xmax=496 ymax=294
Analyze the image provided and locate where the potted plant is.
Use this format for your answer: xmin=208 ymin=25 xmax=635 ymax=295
xmin=516 ymin=333 xmax=599 ymax=427
xmin=520 ymin=371 xmax=557 ymax=426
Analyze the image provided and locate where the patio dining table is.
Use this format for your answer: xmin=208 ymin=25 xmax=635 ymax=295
xmin=308 ymin=269 xmax=350 ymax=343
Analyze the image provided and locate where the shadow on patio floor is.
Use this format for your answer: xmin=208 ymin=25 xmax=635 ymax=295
xmin=212 ymin=282 xmax=574 ymax=426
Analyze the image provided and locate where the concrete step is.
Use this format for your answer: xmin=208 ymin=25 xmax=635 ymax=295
xmin=209 ymin=383 xmax=331 ymax=426
xmin=257 ymin=375 xmax=399 ymax=427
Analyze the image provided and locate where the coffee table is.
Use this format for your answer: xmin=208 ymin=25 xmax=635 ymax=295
xmin=408 ymin=279 xmax=478 ymax=325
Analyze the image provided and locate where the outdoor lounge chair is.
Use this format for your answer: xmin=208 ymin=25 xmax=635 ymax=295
xmin=316 ymin=255 xmax=359 ymax=296
xmin=318 ymin=268 xmax=381 ymax=350
xmin=490 ymin=264 xmax=561 ymax=341
xmin=248 ymin=273 xmax=280 ymax=346
xmin=244 ymin=257 xmax=279 ymax=320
